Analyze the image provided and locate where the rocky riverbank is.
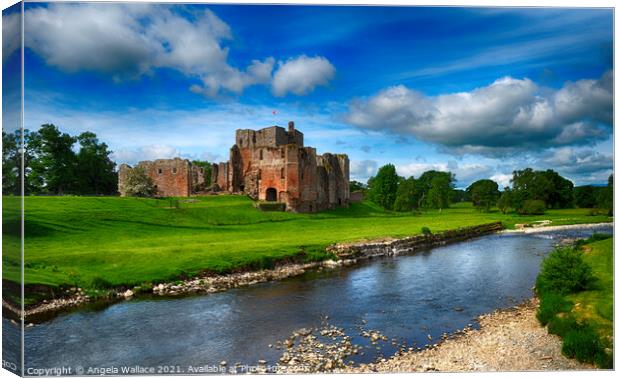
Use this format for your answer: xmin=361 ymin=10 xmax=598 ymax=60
xmin=8 ymin=222 xmax=505 ymax=321
xmin=505 ymin=222 xmax=613 ymax=234
xmin=8 ymin=221 xmax=608 ymax=322
xmin=344 ymin=298 xmax=594 ymax=372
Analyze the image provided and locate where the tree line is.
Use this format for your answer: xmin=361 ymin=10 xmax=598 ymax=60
xmin=357 ymin=164 xmax=613 ymax=215
xmin=3 ymin=124 xmax=117 ymax=195
xmin=3 ymin=124 xmax=215 ymax=197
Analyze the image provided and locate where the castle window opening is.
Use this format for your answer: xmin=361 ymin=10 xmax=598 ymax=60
xmin=259 ymin=149 xmax=263 ymax=160
xmin=157 ymin=168 xmax=162 ymax=175
xmin=266 ymin=187 xmax=277 ymax=202
xmin=252 ymin=134 xmax=256 ymax=144
xmin=172 ymin=168 xmax=177 ymax=174
xmin=280 ymin=168 xmax=285 ymax=179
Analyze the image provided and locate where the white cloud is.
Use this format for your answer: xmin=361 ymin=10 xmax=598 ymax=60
xmin=490 ymin=174 xmax=513 ymax=189
xmin=23 ymin=4 xmax=334 ymax=97
xmin=272 ymin=55 xmax=336 ymax=97
xmin=542 ymin=147 xmax=612 ymax=175
xmin=345 ymin=71 xmax=612 ymax=156
xmin=2 ymin=11 xmax=20 ymax=63
xmin=396 ymin=161 xmax=493 ymax=187
xmin=111 ymin=145 xmax=180 ymax=166
xmin=350 ymin=159 xmax=378 ymax=180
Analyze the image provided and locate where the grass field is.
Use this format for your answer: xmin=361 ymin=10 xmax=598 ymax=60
xmin=1 ymin=195 xmax=612 ymax=303
xmin=568 ymin=238 xmax=614 ymax=347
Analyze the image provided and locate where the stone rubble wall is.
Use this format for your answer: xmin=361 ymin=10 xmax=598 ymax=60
xmin=327 ymin=222 xmax=505 ymax=260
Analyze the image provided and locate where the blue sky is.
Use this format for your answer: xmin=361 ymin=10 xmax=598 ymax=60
xmin=2 ymin=2 xmax=614 ymax=188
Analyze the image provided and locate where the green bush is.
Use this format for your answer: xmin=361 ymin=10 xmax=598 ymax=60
xmin=517 ymin=199 xmax=546 ymax=215
xmin=536 ymin=247 xmax=596 ymax=295
xmin=537 ymin=292 xmax=573 ymax=325
xmin=547 ymin=314 xmax=578 ymax=336
xmin=421 ymin=227 xmax=432 ymax=235
xmin=562 ymin=324 xmax=604 ymax=364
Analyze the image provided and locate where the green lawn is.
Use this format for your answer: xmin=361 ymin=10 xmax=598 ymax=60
xmin=1 ymin=195 xmax=612 ymax=303
xmin=568 ymin=238 xmax=614 ymax=344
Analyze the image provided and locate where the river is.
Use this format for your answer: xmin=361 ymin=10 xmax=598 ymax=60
xmin=3 ymin=225 xmax=612 ymax=374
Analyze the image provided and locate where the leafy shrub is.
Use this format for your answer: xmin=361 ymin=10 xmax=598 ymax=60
xmin=122 ymin=167 xmax=157 ymax=197
xmin=517 ymin=199 xmax=546 ymax=215
xmin=547 ymin=313 xmax=578 ymax=336
xmin=536 ymin=247 xmax=596 ymax=295
xmin=537 ymin=292 xmax=573 ymax=325
xmin=562 ymin=324 xmax=604 ymax=364
xmin=421 ymin=227 xmax=432 ymax=236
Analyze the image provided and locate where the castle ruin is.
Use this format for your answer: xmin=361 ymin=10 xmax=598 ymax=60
xmin=118 ymin=122 xmax=350 ymax=213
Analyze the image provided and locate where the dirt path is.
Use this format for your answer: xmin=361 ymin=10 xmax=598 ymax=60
xmin=345 ymin=298 xmax=595 ymax=372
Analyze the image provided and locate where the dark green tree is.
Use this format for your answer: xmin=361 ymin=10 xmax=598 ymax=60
xmin=574 ymin=186 xmax=598 ymax=208
xmin=417 ymin=170 xmax=454 ymax=209
xmin=2 ymin=130 xmax=20 ymax=195
xmin=467 ymin=179 xmax=500 ymax=212
xmin=75 ymin=132 xmax=117 ymax=195
xmin=29 ymin=124 xmax=78 ymax=194
xmin=497 ymin=187 xmax=512 ymax=214
xmin=349 ymin=180 xmax=366 ymax=193
xmin=367 ymin=164 xmax=400 ymax=210
xmin=394 ymin=177 xmax=421 ymax=212
xmin=451 ymin=189 xmax=470 ymax=203
xmin=596 ymin=174 xmax=613 ymax=215
xmin=510 ymin=168 xmax=574 ymax=211
xmin=3 ymin=129 xmax=44 ymax=195
xmin=427 ymin=174 xmax=453 ymax=210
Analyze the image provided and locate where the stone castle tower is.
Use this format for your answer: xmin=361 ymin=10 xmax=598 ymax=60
xmin=118 ymin=122 xmax=350 ymax=213
xmin=213 ymin=122 xmax=350 ymax=212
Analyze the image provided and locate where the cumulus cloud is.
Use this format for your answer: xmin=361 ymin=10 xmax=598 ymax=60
xmin=272 ymin=55 xmax=336 ymax=96
xmin=490 ymin=174 xmax=513 ymax=189
xmin=541 ymin=147 xmax=613 ymax=175
xmin=111 ymin=145 xmax=180 ymax=165
xmin=350 ymin=160 xmax=378 ymax=180
xmin=23 ymin=4 xmax=334 ymax=97
xmin=2 ymin=11 xmax=20 ymax=63
xmin=345 ymin=71 xmax=612 ymax=155
xmin=396 ymin=161 xmax=493 ymax=187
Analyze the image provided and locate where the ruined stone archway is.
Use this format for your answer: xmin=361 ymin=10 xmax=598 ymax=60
xmin=266 ymin=187 xmax=277 ymax=202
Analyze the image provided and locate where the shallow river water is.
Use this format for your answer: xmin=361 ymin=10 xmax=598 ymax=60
xmin=4 ymin=225 xmax=612 ymax=374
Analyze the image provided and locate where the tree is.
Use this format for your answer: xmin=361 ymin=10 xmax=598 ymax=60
xmin=367 ymin=164 xmax=400 ymax=210
xmin=467 ymin=179 xmax=500 ymax=212
xmin=2 ymin=130 xmax=20 ymax=195
xmin=121 ymin=167 xmax=156 ymax=197
xmin=75 ymin=132 xmax=117 ymax=195
xmin=451 ymin=189 xmax=470 ymax=203
xmin=418 ymin=170 xmax=454 ymax=210
xmin=497 ymin=188 xmax=512 ymax=214
xmin=349 ymin=180 xmax=366 ymax=192
xmin=29 ymin=124 xmax=78 ymax=194
xmin=574 ymin=186 xmax=598 ymax=208
xmin=596 ymin=174 xmax=613 ymax=215
xmin=394 ymin=177 xmax=420 ymax=212
xmin=2 ymin=129 xmax=43 ymax=195
xmin=510 ymin=168 xmax=574 ymax=212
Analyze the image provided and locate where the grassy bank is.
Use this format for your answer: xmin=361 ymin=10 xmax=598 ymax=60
xmin=535 ymin=235 xmax=614 ymax=368
xmin=2 ymin=195 xmax=612 ymax=304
